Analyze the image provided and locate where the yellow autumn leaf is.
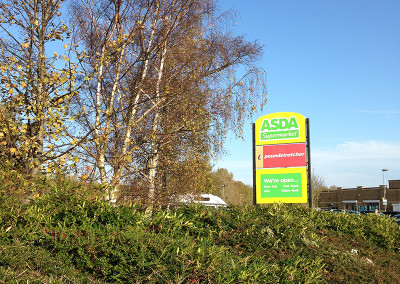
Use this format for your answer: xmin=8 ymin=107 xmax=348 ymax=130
xmin=72 ymin=156 xmax=79 ymax=163
xmin=127 ymin=155 xmax=132 ymax=163
xmin=9 ymin=88 xmax=13 ymax=94
xmin=21 ymin=42 xmax=29 ymax=48
xmin=9 ymin=147 xmax=16 ymax=154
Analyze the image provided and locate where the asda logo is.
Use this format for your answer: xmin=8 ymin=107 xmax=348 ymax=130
xmin=260 ymin=117 xmax=300 ymax=141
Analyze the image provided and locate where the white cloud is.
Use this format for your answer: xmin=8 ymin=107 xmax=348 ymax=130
xmin=312 ymin=141 xmax=400 ymax=188
xmin=356 ymin=109 xmax=400 ymax=115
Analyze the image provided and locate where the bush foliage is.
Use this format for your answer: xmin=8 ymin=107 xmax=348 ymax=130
xmin=1 ymin=177 xmax=400 ymax=283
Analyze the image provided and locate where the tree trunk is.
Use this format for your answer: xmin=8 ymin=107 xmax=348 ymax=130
xmin=147 ymin=44 xmax=167 ymax=208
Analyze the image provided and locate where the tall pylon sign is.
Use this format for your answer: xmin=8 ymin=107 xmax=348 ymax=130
xmin=252 ymin=112 xmax=312 ymax=206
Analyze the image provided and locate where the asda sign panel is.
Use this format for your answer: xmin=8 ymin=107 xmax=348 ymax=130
xmin=255 ymin=112 xmax=306 ymax=145
xmin=253 ymin=112 xmax=310 ymax=205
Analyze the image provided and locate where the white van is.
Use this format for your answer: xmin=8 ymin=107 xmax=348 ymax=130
xmin=172 ymin=193 xmax=228 ymax=209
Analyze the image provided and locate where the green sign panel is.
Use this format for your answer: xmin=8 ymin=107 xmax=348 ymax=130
xmin=260 ymin=173 xmax=302 ymax=198
xmin=260 ymin=117 xmax=300 ymax=141
xmin=260 ymin=129 xmax=300 ymax=141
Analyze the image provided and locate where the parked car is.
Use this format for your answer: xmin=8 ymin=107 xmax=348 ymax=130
xmin=344 ymin=210 xmax=360 ymax=215
xmin=392 ymin=214 xmax=400 ymax=225
xmin=329 ymin=209 xmax=345 ymax=213
xmin=360 ymin=210 xmax=384 ymax=216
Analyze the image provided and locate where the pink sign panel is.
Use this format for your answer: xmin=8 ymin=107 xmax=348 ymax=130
xmin=262 ymin=143 xmax=306 ymax=168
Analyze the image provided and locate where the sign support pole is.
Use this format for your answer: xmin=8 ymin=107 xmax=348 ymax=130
xmin=306 ymin=118 xmax=312 ymax=208
xmin=252 ymin=123 xmax=256 ymax=205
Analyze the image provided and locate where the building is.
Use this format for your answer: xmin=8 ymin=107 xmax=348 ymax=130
xmin=318 ymin=180 xmax=400 ymax=212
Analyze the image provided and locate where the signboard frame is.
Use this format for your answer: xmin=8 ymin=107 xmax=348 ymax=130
xmin=252 ymin=113 xmax=312 ymax=207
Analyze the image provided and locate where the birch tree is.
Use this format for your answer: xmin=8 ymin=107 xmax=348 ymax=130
xmin=129 ymin=1 xmax=267 ymax=207
xmin=70 ymin=0 xmax=267 ymax=206
xmin=69 ymin=0 xmax=160 ymax=199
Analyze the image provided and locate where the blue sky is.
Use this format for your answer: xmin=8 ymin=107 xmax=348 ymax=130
xmin=214 ymin=0 xmax=400 ymax=188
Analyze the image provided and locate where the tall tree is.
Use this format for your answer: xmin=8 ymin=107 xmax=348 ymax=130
xmin=70 ymin=0 xmax=156 ymax=196
xmin=131 ymin=0 xmax=266 ymax=207
xmin=208 ymin=168 xmax=252 ymax=205
xmin=70 ymin=0 xmax=267 ymax=205
xmin=0 ymin=0 xmax=77 ymax=176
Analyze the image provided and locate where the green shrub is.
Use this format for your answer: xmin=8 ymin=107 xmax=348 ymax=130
xmin=1 ymin=178 xmax=400 ymax=283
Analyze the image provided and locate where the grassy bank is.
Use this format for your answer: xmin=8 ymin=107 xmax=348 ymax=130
xmin=1 ymin=181 xmax=399 ymax=283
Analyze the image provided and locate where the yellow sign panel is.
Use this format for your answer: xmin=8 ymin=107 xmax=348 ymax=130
xmin=255 ymin=112 xmax=306 ymax=145
xmin=255 ymin=146 xmax=263 ymax=168
xmin=256 ymin=167 xmax=308 ymax=204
